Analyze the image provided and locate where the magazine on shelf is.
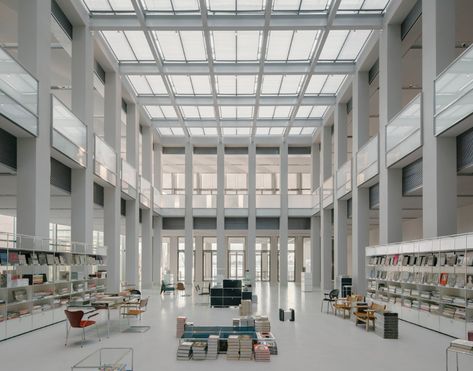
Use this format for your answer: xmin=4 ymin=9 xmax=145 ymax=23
xmin=439 ymin=273 xmax=448 ymax=286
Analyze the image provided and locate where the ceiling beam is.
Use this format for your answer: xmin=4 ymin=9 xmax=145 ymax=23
xmin=151 ymin=119 xmax=323 ymax=128
xmin=89 ymin=13 xmax=384 ymax=31
xmin=137 ymin=95 xmax=336 ymax=106
xmin=119 ymin=61 xmax=355 ymax=75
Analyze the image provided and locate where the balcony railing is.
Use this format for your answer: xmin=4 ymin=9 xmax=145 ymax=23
xmin=336 ymin=159 xmax=352 ymax=199
xmin=121 ymin=160 xmax=137 ymax=198
xmin=0 ymin=46 xmax=38 ymax=135
xmin=153 ymin=188 xmax=160 ymax=212
xmin=139 ymin=176 xmax=152 ymax=208
xmin=193 ymin=194 xmax=217 ymax=208
xmin=288 ymin=194 xmax=313 ymax=208
xmin=51 ymin=95 xmax=87 ymax=167
xmin=159 ymin=194 xmax=185 ymax=208
xmin=386 ymin=94 xmax=422 ymax=167
xmin=94 ymin=135 xmax=117 ymax=186
xmin=435 ymin=44 xmax=473 ymax=135
xmin=356 ymin=135 xmax=378 ymax=187
xmin=225 ymin=194 xmax=249 ymax=208
xmin=322 ymin=176 xmax=334 ymax=208
xmin=312 ymin=188 xmax=320 ymax=214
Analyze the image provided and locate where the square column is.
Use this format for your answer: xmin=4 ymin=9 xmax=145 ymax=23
xmin=422 ymin=0 xmax=457 ymax=237
xmin=247 ymin=141 xmax=256 ymax=284
xmin=184 ymin=141 xmax=193 ymax=287
xmin=334 ymin=103 xmax=348 ymax=280
xmin=125 ymin=104 xmax=139 ymax=287
xmin=352 ymin=71 xmax=370 ymax=293
xmin=141 ymin=126 xmax=153 ymax=288
xmin=103 ymin=71 xmax=121 ymax=292
xmin=216 ymin=142 xmax=225 ymax=277
xmin=295 ymin=236 xmax=303 ymax=283
xmin=270 ymin=236 xmax=279 ymax=283
xmin=379 ymin=23 xmax=403 ymax=244
xmin=153 ymin=144 xmax=162 ymax=285
xmin=320 ymin=125 xmax=332 ymax=291
xmin=311 ymin=143 xmax=321 ymax=288
xmin=16 ymin=0 xmax=51 ymax=240
xmin=279 ymin=141 xmax=289 ymax=285
xmin=70 ymin=25 xmax=94 ymax=246
xmin=194 ymin=236 xmax=203 ymax=282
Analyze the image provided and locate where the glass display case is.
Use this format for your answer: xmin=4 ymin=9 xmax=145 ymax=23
xmin=71 ymin=348 xmax=133 ymax=371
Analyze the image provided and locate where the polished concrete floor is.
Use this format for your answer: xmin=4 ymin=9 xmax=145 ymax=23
xmin=0 ymin=283 xmax=466 ymax=370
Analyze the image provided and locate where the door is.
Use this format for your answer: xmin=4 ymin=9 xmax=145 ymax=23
xmin=228 ymin=251 xmax=244 ymax=279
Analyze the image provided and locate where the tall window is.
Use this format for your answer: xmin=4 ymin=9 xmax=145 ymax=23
xmin=161 ymin=237 xmax=171 ymax=281
xmin=203 ymin=237 xmax=217 ymax=281
xmin=256 ymin=237 xmax=271 ymax=281
xmin=277 ymin=237 xmax=296 ymax=282
xmin=228 ymin=237 xmax=245 ymax=279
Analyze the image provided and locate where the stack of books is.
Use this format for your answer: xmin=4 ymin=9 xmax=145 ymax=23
xmin=207 ymin=335 xmax=219 ymax=359
xmin=239 ymin=300 xmax=252 ymax=316
xmin=239 ymin=316 xmax=255 ymax=327
xmin=176 ymin=342 xmax=193 ymax=361
xmin=232 ymin=318 xmax=240 ymax=327
xmin=254 ymin=344 xmax=270 ymax=362
xmin=192 ymin=342 xmax=207 ymax=360
xmin=226 ymin=335 xmax=240 ymax=360
xmin=176 ymin=316 xmax=186 ymax=338
xmin=255 ymin=316 xmax=271 ymax=332
xmin=239 ymin=335 xmax=253 ymax=360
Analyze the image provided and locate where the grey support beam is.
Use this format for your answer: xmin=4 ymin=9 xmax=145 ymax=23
xmin=279 ymin=141 xmax=289 ymax=285
xmin=248 ymin=141 xmax=256 ymax=283
xmin=141 ymin=125 xmax=153 ymax=288
xmin=216 ymin=142 xmax=225 ymax=278
xmin=184 ymin=141 xmax=193 ymax=289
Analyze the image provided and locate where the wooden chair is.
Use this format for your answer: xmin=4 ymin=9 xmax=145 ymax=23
xmin=64 ymin=310 xmax=100 ymax=347
xmin=333 ymin=294 xmax=364 ymax=319
xmin=120 ymin=297 xmax=149 ymax=323
xmin=353 ymin=302 xmax=386 ymax=331
xmin=320 ymin=289 xmax=339 ymax=313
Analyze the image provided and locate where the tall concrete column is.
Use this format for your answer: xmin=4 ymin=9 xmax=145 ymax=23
xmin=334 ymin=103 xmax=348 ymax=281
xmin=320 ymin=125 xmax=332 ymax=291
xmin=184 ymin=141 xmax=193 ymax=287
xmin=352 ymin=71 xmax=370 ymax=294
xmin=422 ymin=0 xmax=457 ymax=238
xmin=125 ymin=104 xmax=139 ymax=287
xmin=311 ymin=143 xmax=321 ymax=288
xmin=248 ymin=141 xmax=256 ymax=284
xmin=70 ymin=25 xmax=94 ymax=246
xmin=295 ymin=237 xmax=303 ymax=283
xmin=16 ymin=0 xmax=51 ymax=241
xmin=279 ymin=141 xmax=289 ymax=285
xmin=379 ymin=23 xmax=402 ymax=244
xmin=195 ymin=236 xmax=203 ymax=282
xmin=170 ymin=236 xmax=178 ymax=279
xmin=153 ymin=144 xmax=162 ymax=285
xmin=103 ymin=71 xmax=121 ymax=292
xmin=141 ymin=126 xmax=153 ymax=288
xmin=270 ymin=236 xmax=279 ymax=283
xmin=216 ymin=142 xmax=225 ymax=278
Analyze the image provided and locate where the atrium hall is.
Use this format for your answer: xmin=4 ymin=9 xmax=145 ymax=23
xmin=0 ymin=0 xmax=473 ymax=370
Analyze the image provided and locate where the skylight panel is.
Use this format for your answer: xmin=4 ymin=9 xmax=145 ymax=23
xmin=289 ymin=126 xmax=316 ymax=135
xmin=127 ymin=75 xmax=152 ymax=95
xmin=273 ymin=0 xmax=330 ymax=11
xmin=338 ymin=0 xmax=389 ymax=12
xmin=204 ymin=127 xmax=218 ymax=136
xmin=362 ymin=0 xmax=390 ymax=11
xmin=181 ymin=106 xmax=200 ymax=118
xmin=262 ymin=75 xmax=283 ymax=95
xmin=320 ymin=75 xmax=346 ymax=94
xmin=83 ymin=0 xmax=111 ymax=11
xmin=101 ymin=31 xmax=135 ymax=61
xmin=217 ymin=75 xmax=236 ymax=95
xmin=301 ymin=127 xmax=316 ymax=135
xmin=141 ymin=0 xmax=173 ymax=11
xmin=145 ymin=105 xmax=164 ymax=118
xmin=154 ymin=31 xmax=185 ymax=60
xmin=237 ymin=75 xmax=257 ymax=95
xmin=146 ymin=75 xmax=168 ymax=94
xmin=256 ymin=127 xmax=270 ymax=136
xmin=290 ymin=127 xmax=303 ymax=135
xmin=288 ymin=31 xmax=319 ymax=60
xmin=279 ymin=75 xmax=303 ymax=95
xmin=220 ymin=106 xmax=236 ymax=119
xmin=160 ymin=106 xmax=178 ymax=118
xmin=338 ymin=30 xmax=371 ymax=60
xmin=258 ymin=106 xmax=276 ymax=118
xmin=158 ymin=127 xmax=172 ymax=135
xmin=338 ymin=0 xmax=364 ymax=11
xmin=84 ymin=0 xmax=134 ymax=12
xmin=208 ymin=0 xmax=264 ymax=12
xmin=223 ymin=127 xmax=236 ymax=136
xmin=169 ymin=76 xmax=194 ymax=95
xmin=300 ymin=0 xmax=330 ymax=11
xmin=190 ymin=76 xmax=212 ymax=95
xmin=189 ymin=127 xmax=204 ymax=136
xmin=172 ymin=127 xmax=185 ymax=136
xmin=274 ymin=105 xmax=292 ymax=118
xmin=310 ymin=106 xmax=328 ymax=117
xmin=198 ymin=106 xmax=215 ymax=118
xmin=180 ymin=31 xmax=207 ymax=61
xmin=237 ymin=106 xmax=253 ymax=118
xmin=266 ymin=31 xmax=292 ymax=60
xmin=271 ymin=127 xmax=285 ymax=135
xmin=319 ymin=30 xmax=349 ymax=60
xmin=237 ymin=31 xmax=261 ymax=60
xmin=306 ymin=75 xmax=326 ymax=95
xmin=212 ymin=31 xmax=261 ymax=61
xmin=296 ymin=106 xmax=313 ymax=118
xmin=272 ymin=0 xmax=303 ymax=11
xmin=125 ymin=31 xmax=153 ymax=60
xmin=213 ymin=31 xmax=235 ymax=61
xmin=171 ymin=0 xmax=200 ymax=12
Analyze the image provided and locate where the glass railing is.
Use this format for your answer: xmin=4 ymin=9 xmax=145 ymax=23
xmin=336 ymin=159 xmax=352 ymax=199
xmin=160 ymin=194 xmax=185 ymax=208
xmin=356 ymin=135 xmax=378 ymax=186
xmin=435 ymin=44 xmax=473 ymax=135
xmin=288 ymin=194 xmax=313 ymax=208
xmin=0 ymin=46 xmax=38 ymax=135
xmin=193 ymin=194 xmax=217 ymax=208
xmin=94 ymin=135 xmax=117 ymax=186
xmin=121 ymin=160 xmax=137 ymax=198
xmin=139 ymin=176 xmax=152 ymax=208
xmin=312 ymin=188 xmax=320 ymax=214
xmin=51 ymin=95 xmax=87 ymax=167
xmin=226 ymin=194 xmax=249 ymax=208
xmin=386 ymin=94 xmax=422 ymax=167
xmin=322 ymin=176 xmax=334 ymax=208
xmin=153 ymin=188 xmax=160 ymax=211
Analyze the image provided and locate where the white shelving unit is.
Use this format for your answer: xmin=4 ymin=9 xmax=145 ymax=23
xmin=366 ymin=233 xmax=473 ymax=339
xmin=0 ymin=233 xmax=107 ymax=341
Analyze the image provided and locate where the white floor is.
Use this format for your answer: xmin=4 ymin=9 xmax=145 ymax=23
xmin=0 ymin=283 xmax=466 ymax=370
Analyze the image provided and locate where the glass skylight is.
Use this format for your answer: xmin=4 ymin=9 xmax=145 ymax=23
xmin=180 ymin=106 xmax=215 ymax=119
xmin=207 ymin=0 xmax=264 ymax=13
xmin=157 ymin=127 xmax=185 ymax=136
xmin=295 ymin=105 xmax=328 ymax=118
xmin=261 ymin=75 xmax=304 ymax=95
xmin=144 ymin=105 xmax=178 ymax=119
xmin=306 ymin=75 xmax=347 ymax=95
xmin=141 ymin=0 xmax=200 ymax=13
xmin=216 ymin=75 xmax=257 ymax=95
xmin=220 ymin=106 xmax=254 ymax=119
xmin=319 ymin=30 xmax=371 ymax=61
xmin=258 ymin=105 xmax=292 ymax=118
xmin=266 ymin=30 xmax=320 ymax=61
xmin=154 ymin=31 xmax=207 ymax=61
xmin=222 ymin=127 xmax=251 ymax=136
xmin=188 ymin=127 xmax=219 ymax=136
xmin=211 ymin=31 xmax=261 ymax=61
xmin=83 ymin=0 xmax=135 ymax=12
xmin=169 ymin=75 xmax=212 ymax=95
xmin=338 ymin=0 xmax=390 ymax=13
xmin=127 ymin=75 xmax=168 ymax=95
xmin=289 ymin=126 xmax=316 ymax=135
xmin=256 ymin=127 xmax=285 ymax=136
xmin=101 ymin=31 xmax=153 ymax=61
xmin=272 ymin=0 xmax=330 ymax=12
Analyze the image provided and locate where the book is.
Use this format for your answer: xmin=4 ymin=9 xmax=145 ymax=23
xmin=439 ymin=273 xmax=448 ymax=286
xmin=46 ymin=254 xmax=54 ymax=265
xmin=18 ymin=254 xmax=27 ymax=265
xmin=8 ymin=252 xmax=19 ymax=265
xmin=38 ymin=253 xmax=47 ymax=265
xmin=446 ymin=253 xmax=457 ymax=266
xmin=0 ymin=251 xmax=7 ymax=265
xmin=466 ymin=275 xmax=473 ymax=289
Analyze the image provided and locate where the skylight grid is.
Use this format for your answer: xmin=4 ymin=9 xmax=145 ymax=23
xmin=261 ymin=75 xmax=304 ymax=95
xmin=211 ymin=31 xmax=262 ymax=62
xmin=272 ymin=0 xmax=331 ymax=12
xmin=83 ymin=0 xmax=135 ymax=13
xmin=216 ymin=75 xmax=257 ymax=95
xmin=101 ymin=31 xmax=153 ymax=61
xmin=207 ymin=0 xmax=265 ymax=13
xmin=306 ymin=74 xmax=347 ymax=95
xmin=289 ymin=126 xmax=316 ymax=135
xmin=266 ymin=31 xmax=319 ymax=61
xmin=222 ymin=127 xmax=251 ymax=136
xmin=144 ymin=105 xmax=178 ymax=119
xmin=319 ymin=30 xmax=371 ymax=61
xmin=338 ymin=0 xmax=390 ymax=13
xmin=180 ymin=106 xmax=215 ymax=119
xmin=127 ymin=75 xmax=168 ymax=95
xmin=188 ymin=126 xmax=219 ymax=136
xmin=141 ymin=0 xmax=200 ymax=13
xmin=256 ymin=127 xmax=286 ymax=136
xmin=157 ymin=127 xmax=185 ymax=136
xmin=295 ymin=105 xmax=328 ymax=118
xmin=219 ymin=106 xmax=254 ymax=119
xmin=258 ymin=105 xmax=292 ymax=118
xmin=154 ymin=31 xmax=207 ymax=61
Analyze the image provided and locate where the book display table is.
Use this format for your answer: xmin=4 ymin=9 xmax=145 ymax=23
xmin=446 ymin=340 xmax=473 ymax=370
xmin=72 ymin=347 xmax=133 ymax=370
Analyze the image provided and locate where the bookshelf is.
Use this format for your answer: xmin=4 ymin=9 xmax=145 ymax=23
xmin=366 ymin=233 xmax=473 ymax=339
xmin=0 ymin=233 xmax=107 ymax=340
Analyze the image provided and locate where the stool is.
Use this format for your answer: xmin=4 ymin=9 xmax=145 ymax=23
xmin=279 ymin=308 xmax=295 ymax=321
